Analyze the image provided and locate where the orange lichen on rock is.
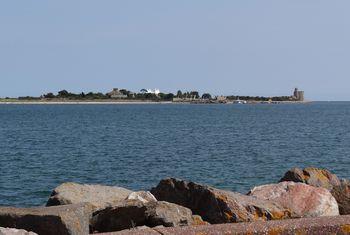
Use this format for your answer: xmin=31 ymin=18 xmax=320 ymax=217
xmin=280 ymin=167 xmax=341 ymax=190
xmin=340 ymin=224 xmax=350 ymax=233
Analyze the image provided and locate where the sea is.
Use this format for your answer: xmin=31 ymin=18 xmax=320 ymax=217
xmin=1 ymin=102 xmax=349 ymax=207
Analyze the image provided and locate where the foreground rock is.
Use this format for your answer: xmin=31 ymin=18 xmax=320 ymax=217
xmin=126 ymin=191 xmax=157 ymax=203
xmin=150 ymin=178 xmax=291 ymax=224
xmin=91 ymin=199 xmax=202 ymax=233
xmin=248 ymin=181 xmax=339 ymax=217
xmin=280 ymin=167 xmax=350 ymax=215
xmin=109 ymin=226 xmax=161 ymax=235
xmin=133 ymin=215 xmax=350 ymax=235
xmin=332 ymin=179 xmax=350 ymax=215
xmin=46 ymin=182 xmax=132 ymax=210
xmin=0 ymin=227 xmax=37 ymax=235
xmin=0 ymin=203 xmax=91 ymax=235
xmin=280 ymin=167 xmax=341 ymax=190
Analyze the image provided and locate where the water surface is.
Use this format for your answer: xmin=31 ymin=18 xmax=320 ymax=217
xmin=1 ymin=102 xmax=349 ymax=207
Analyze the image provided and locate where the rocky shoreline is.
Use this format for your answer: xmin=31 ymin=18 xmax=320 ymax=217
xmin=1 ymin=167 xmax=349 ymax=235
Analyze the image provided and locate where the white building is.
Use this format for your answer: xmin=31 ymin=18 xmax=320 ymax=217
xmin=145 ymin=89 xmax=160 ymax=95
xmin=108 ymin=88 xmax=127 ymax=99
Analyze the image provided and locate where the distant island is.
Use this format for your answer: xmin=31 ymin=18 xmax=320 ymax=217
xmin=0 ymin=88 xmax=308 ymax=104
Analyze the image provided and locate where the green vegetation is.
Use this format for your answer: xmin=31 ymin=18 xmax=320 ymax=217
xmin=40 ymin=89 xmax=176 ymax=101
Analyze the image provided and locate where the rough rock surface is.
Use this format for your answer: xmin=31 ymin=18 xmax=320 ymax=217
xmin=0 ymin=203 xmax=91 ymax=235
xmin=91 ymin=200 xmax=198 ymax=233
xmin=126 ymin=191 xmax=157 ymax=203
xmin=280 ymin=167 xmax=341 ymax=190
xmin=0 ymin=227 xmax=37 ymax=235
xmin=331 ymin=179 xmax=350 ymax=215
xmin=280 ymin=167 xmax=350 ymax=215
xmin=150 ymin=178 xmax=291 ymax=224
xmin=153 ymin=215 xmax=350 ymax=235
xmin=100 ymin=226 xmax=161 ymax=235
xmin=145 ymin=201 xmax=194 ymax=227
xmin=248 ymin=181 xmax=339 ymax=217
xmin=46 ymin=182 xmax=132 ymax=210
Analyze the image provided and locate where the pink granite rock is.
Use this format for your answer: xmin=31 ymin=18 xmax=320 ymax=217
xmin=248 ymin=181 xmax=339 ymax=218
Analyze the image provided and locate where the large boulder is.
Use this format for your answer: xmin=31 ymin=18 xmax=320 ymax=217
xmin=0 ymin=203 xmax=91 ymax=235
xmin=331 ymin=179 xmax=350 ymax=215
xmin=280 ymin=167 xmax=350 ymax=215
xmin=280 ymin=167 xmax=341 ymax=190
xmin=46 ymin=182 xmax=132 ymax=210
xmin=91 ymin=200 xmax=199 ymax=233
xmin=150 ymin=178 xmax=291 ymax=224
xmin=248 ymin=181 xmax=339 ymax=217
xmin=0 ymin=227 xmax=37 ymax=235
xmin=145 ymin=201 xmax=195 ymax=227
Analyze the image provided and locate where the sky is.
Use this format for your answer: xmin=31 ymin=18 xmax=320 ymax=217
xmin=1 ymin=1 xmax=350 ymax=100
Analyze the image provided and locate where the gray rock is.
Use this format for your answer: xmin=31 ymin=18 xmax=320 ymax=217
xmin=151 ymin=178 xmax=292 ymax=224
xmin=46 ymin=182 xmax=132 ymax=210
xmin=107 ymin=226 xmax=160 ymax=235
xmin=91 ymin=200 xmax=197 ymax=233
xmin=126 ymin=191 xmax=157 ymax=203
xmin=0 ymin=227 xmax=37 ymax=235
xmin=0 ymin=203 xmax=91 ymax=235
xmin=145 ymin=201 xmax=193 ymax=227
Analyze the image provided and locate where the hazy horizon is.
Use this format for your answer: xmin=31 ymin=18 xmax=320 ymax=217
xmin=1 ymin=1 xmax=350 ymax=101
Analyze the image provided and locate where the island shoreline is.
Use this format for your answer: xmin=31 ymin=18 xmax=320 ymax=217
xmin=0 ymin=100 xmax=312 ymax=105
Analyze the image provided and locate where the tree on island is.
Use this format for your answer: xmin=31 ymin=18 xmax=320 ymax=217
xmin=176 ymin=90 xmax=183 ymax=98
xmin=43 ymin=92 xmax=55 ymax=98
xmin=158 ymin=93 xmax=174 ymax=101
xmin=190 ymin=91 xmax=199 ymax=99
xmin=201 ymin=93 xmax=212 ymax=99
xmin=58 ymin=90 xmax=69 ymax=98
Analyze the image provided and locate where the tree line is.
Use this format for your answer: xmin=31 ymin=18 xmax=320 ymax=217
xmin=16 ymin=89 xmax=294 ymax=101
xmin=36 ymin=89 xmax=212 ymax=101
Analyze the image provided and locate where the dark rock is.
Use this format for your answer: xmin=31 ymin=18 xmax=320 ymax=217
xmin=331 ymin=179 xmax=350 ymax=215
xmin=91 ymin=200 xmax=148 ymax=233
xmin=280 ymin=167 xmax=341 ymax=190
xmin=150 ymin=178 xmax=291 ymax=224
xmin=46 ymin=182 xmax=132 ymax=210
xmin=279 ymin=167 xmax=305 ymax=183
xmin=91 ymin=200 xmax=198 ymax=233
xmin=145 ymin=201 xmax=194 ymax=227
xmin=0 ymin=203 xmax=91 ymax=235
xmin=248 ymin=181 xmax=339 ymax=217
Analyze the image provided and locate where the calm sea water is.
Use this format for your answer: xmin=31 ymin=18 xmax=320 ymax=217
xmin=1 ymin=102 xmax=350 ymax=207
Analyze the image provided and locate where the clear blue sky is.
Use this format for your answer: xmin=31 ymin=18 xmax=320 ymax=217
xmin=1 ymin=1 xmax=349 ymax=100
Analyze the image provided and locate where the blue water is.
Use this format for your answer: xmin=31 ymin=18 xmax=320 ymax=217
xmin=1 ymin=102 xmax=350 ymax=207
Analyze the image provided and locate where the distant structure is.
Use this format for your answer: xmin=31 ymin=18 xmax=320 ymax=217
xmin=216 ymin=96 xmax=227 ymax=103
xmin=108 ymin=88 xmax=127 ymax=99
xmin=293 ymin=88 xmax=304 ymax=101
